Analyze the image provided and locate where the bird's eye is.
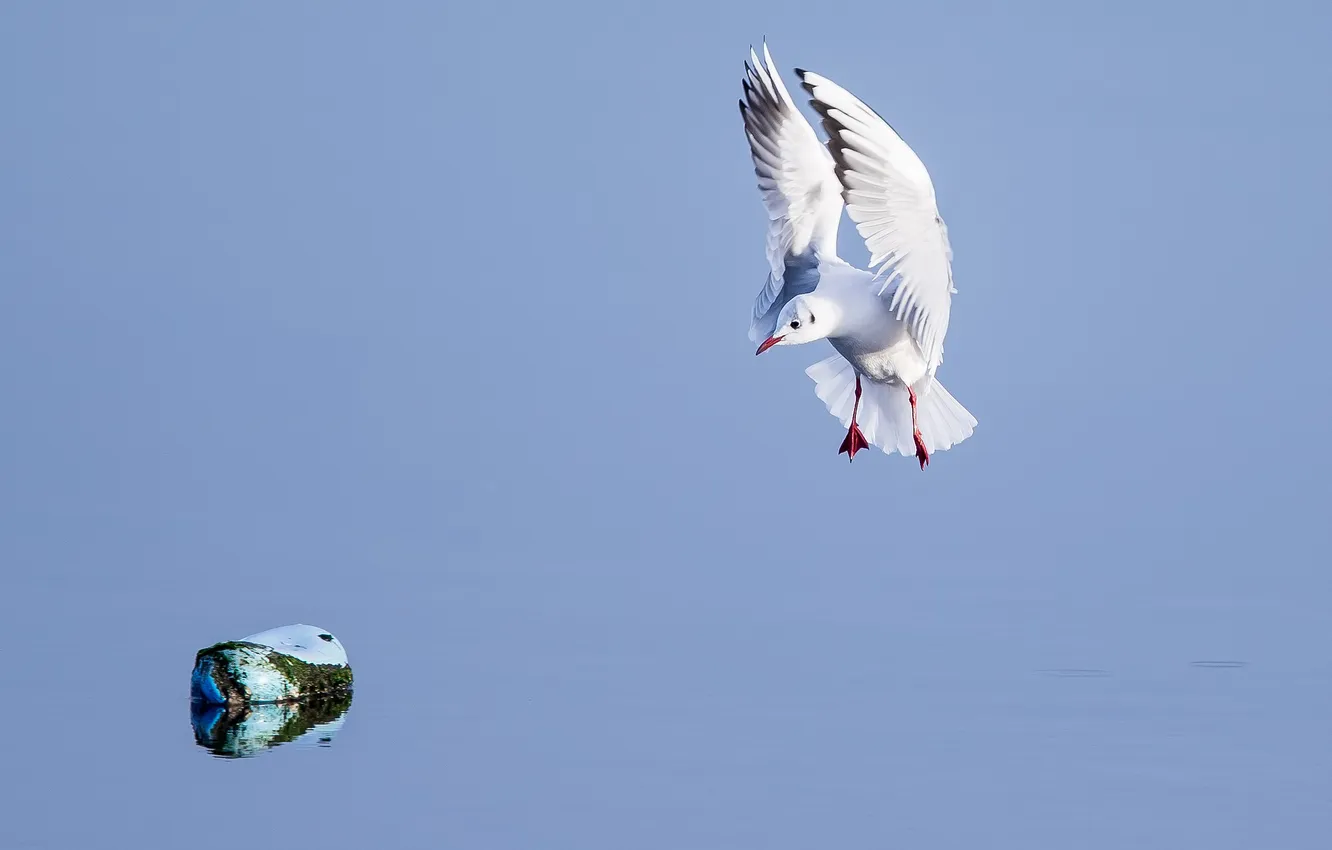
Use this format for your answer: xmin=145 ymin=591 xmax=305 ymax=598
xmin=790 ymin=320 xmax=801 ymax=330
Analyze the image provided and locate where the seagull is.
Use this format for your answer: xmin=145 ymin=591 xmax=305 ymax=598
xmin=740 ymin=44 xmax=976 ymax=468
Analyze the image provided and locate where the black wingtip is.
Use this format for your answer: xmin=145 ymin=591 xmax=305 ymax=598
xmin=796 ymin=69 xmax=818 ymax=99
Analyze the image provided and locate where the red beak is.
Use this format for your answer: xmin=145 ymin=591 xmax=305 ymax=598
xmin=755 ymin=335 xmax=784 ymax=355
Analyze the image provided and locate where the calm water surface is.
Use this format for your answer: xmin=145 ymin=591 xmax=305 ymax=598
xmin=5 ymin=560 xmax=1327 ymax=849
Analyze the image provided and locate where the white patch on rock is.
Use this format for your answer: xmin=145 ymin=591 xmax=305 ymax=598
xmin=240 ymin=624 xmax=349 ymax=667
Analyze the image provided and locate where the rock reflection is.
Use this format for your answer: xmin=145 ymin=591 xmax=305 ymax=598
xmin=190 ymin=693 xmax=353 ymax=759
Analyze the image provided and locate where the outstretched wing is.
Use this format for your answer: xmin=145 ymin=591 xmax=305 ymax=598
xmin=799 ymin=70 xmax=954 ymax=371
xmin=739 ymin=44 xmax=844 ymax=342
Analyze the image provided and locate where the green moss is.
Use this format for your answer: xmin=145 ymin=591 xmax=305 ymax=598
xmin=264 ymin=648 xmax=354 ymax=699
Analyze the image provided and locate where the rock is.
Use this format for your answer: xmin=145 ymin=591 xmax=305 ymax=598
xmin=191 ymin=692 xmax=353 ymax=758
xmin=191 ymin=624 xmax=353 ymax=706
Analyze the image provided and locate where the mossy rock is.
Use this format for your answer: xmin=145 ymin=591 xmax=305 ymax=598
xmin=191 ymin=624 xmax=353 ymax=707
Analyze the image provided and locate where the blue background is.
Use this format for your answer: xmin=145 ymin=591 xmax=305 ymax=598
xmin=2 ymin=2 xmax=1329 ymax=847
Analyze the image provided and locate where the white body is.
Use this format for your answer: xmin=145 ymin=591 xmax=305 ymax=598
xmin=813 ymin=264 xmax=931 ymax=388
xmin=739 ymin=45 xmax=976 ymax=459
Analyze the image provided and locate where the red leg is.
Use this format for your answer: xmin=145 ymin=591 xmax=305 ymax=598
xmin=838 ymin=374 xmax=871 ymax=462
xmin=908 ymin=385 xmax=929 ymax=470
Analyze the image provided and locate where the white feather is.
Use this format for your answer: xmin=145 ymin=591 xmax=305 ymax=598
xmin=799 ymin=70 xmax=955 ymax=372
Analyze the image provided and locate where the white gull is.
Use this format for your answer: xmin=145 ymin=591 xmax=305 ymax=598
xmin=740 ymin=44 xmax=976 ymax=467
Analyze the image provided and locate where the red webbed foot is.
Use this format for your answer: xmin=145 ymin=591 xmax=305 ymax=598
xmin=839 ymin=424 xmax=870 ymax=461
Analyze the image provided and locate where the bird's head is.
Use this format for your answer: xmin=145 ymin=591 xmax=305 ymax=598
xmin=756 ymin=295 xmax=832 ymax=354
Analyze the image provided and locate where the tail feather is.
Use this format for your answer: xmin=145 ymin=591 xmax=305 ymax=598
xmin=917 ymin=379 xmax=975 ymax=452
xmin=806 ymin=355 xmax=976 ymax=460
